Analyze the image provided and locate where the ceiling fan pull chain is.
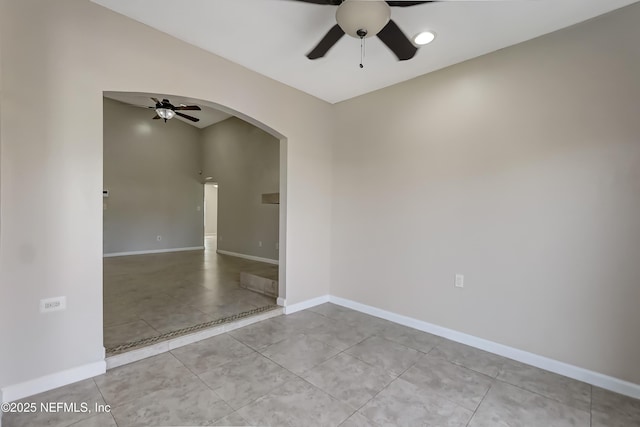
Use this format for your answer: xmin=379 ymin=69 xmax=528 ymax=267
xmin=360 ymin=36 xmax=365 ymax=69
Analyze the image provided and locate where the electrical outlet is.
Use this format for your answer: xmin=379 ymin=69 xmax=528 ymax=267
xmin=40 ymin=296 xmax=67 ymax=313
xmin=275 ymin=242 xmax=279 ymax=250
xmin=258 ymin=241 xmax=263 ymax=247
xmin=196 ymin=206 xmax=201 ymax=211
xmin=455 ymin=274 xmax=464 ymax=288
xmin=157 ymin=235 xmax=162 ymax=241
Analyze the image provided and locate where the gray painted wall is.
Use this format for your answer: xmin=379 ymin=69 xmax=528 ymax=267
xmin=202 ymin=117 xmax=280 ymax=261
xmin=333 ymin=5 xmax=640 ymax=384
xmin=103 ymin=98 xmax=204 ymax=254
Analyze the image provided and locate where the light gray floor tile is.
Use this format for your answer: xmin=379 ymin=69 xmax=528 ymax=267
xmin=311 ymin=304 xmax=391 ymax=333
xmin=428 ymin=339 xmax=508 ymax=377
xmin=110 ymin=377 xmax=233 ymax=427
xmin=305 ymin=318 xmax=373 ymax=351
xmin=213 ymin=411 xmax=251 ymax=426
xmin=359 ymin=378 xmax=473 ymax=427
xmin=228 ymin=317 xmax=301 ymax=350
xmin=171 ymin=333 xmax=254 ymax=375
xmin=468 ymin=381 xmax=590 ymax=427
xmin=272 ymin=310 xmax=334 ymax=331
xmin=591 ymin=387 xmax=640 ymax=427
xmin=104 ymin=240 xmax=277 ymax=350
xmin=68 ymin=412 xmax=118 ymax=427
xmin=339 ymin=412 xmax=381 ymax=427
xmin=103 ymin=319 xmax=158 ymax=348
xmin=196 ymin=300 xmax=263 ymax=319
xmin=94 ymin=353 xmax=196 ymax=407
xmin=138 ymin=305 xmax=214 ymax=334
xmin=2 ymin=379 xmax=105 ymax=427
xmin=103 ymin=306 xmax=141 ymax=328
xmin=497 ymin=360 xmax=591 ymax=411
xmin=401 ymin=354 xmax=493 ymax=411
xmin=304 ymin=353 xmax=395 ymax=410
xmin=377 ymin=322 xmax=441 ymax=353
xmin=345 ymin=336 xmax=423 ymax=376
xmin=310 ymin=303 xmax=356 ymax=319
xmin=261 ymin=334 xmax=342 ymax=375
xmin=237 ymin=378 xmax=353 ymax=427
xmin=199 ymin=352 xmax=297 ymax=410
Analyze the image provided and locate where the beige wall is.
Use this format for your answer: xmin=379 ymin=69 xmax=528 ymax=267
xmin=332 ymin=5 xmax=640 ymax=384
xmin=0 ymin=0 xmax=333 ymax=392
xmin=103 ymin=98 xmax=204 ymax=254
xmin=202 ymin=117 xmax=280 ymax=261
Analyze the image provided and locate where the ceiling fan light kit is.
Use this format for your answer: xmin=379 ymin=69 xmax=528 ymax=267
xmin=155 ymin=108 xmax=176 ymax=120
xmin=335 ymin=0 xmax=390 ymax=39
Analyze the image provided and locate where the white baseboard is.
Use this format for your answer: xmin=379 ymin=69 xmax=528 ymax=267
xmin=216 ymin=250 xmax=278 ymax=265
xmin=283 ymin=295 xmax=330 ymax=314
xmin=328 ymin=295 xmax=640 ymax=400
xmin=103 ymin=246 xmax=204 ymax=258
xmin=1 ymin=360 xmax=106 ymax=403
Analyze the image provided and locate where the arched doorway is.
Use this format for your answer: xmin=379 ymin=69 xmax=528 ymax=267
xmin=102 ymin=91 xmax=287 ymax=359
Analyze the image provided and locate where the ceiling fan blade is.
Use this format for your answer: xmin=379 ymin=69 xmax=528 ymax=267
xmin=151 ymin=97 xmax=161 ymax=105
xmin=307 ymin=24 xmax=345 ymax=60
xmin=175 ymin=112 xmax=200 ymax=122
xmin=377 ymin=19 xmax=418 ymax=61
xmin=174 ymin=105 xmax=201 ymax=111
xmin=386 ymin=1 xmax=432 ymax=6
xmin=152 ymin=115 xmax=161 ymax=120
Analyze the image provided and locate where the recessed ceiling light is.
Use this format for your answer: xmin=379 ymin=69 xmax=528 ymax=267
xmin=413 ymin=31 xmax=436 ymax=46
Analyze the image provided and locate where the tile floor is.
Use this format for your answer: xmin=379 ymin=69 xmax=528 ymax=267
xmin=104 ymin=237 xmax=278 ymax=354
xmin=5 ymin=303 xmax=640 ymax=427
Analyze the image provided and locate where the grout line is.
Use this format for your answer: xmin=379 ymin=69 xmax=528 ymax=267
xmin=493 ymin=377 xmax=591 ymax=414
xmin=589 ymin=384 xmax=593 ymax=427
xmin=466 ymin=381 xmax=494 ymax=427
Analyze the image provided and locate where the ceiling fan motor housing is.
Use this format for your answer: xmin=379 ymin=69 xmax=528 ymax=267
xmin=336 ymin=0 xmax=391 ymax=38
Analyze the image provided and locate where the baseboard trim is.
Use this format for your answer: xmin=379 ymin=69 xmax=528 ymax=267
xmin=216 ymin=250 xmax=278 ymax=265
xmin=277 ymin=297 xmax=286 ymax=307
xmin=103 ymin=246 xmax=204 ymax=258
xmin=328 ymin=295 xmax=640 ymax=400
xmin=283 ymin=295 xmax=330 ymax=315
xmin=1 ymin=360 xmax=106 ymax=403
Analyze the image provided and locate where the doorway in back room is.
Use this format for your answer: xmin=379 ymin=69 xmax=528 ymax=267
xmin=102 ymin=92 xmax=282 ymax=357
xmin=204 ymin=182 xmax=219 ymax=251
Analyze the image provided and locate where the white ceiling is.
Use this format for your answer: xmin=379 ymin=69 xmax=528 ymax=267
xmin=104 ymin=92 xmax=232 ymax=128
xmin=93 ymin=0 xmax=638 ymax=104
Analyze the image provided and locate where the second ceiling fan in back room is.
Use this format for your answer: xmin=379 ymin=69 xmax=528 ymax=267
xmin=148 ymin=97 xmax=201 ymax=123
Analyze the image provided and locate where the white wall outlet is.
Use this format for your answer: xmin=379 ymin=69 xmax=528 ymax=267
xmin=258 ymin=241 xmax=263 ymax=247
xmin=275 ymin=242 xmax=279 ymax=250
xmin=157 ymin=235 xmax=162 ymax=241
xmin=40 ymin=296 xmax=67 ymax=313
xmin=196 ymin=206 xmax=201 ymax=211
xmin=455 ymin=274 xmax=464 ymax=288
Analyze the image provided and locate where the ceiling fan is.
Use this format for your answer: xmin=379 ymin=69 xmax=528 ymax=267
xmin=148 ymin=97 xmax=201 ymax=123
xmin=295 ymin=0 xmax=435 ymax=61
